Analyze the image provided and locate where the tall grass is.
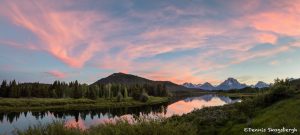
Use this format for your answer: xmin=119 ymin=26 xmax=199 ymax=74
xmin=17 ymin=119 xmax=197 ymax=135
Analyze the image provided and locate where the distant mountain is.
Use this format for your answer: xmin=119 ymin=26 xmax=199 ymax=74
xmin=93 ymin=72 xmax=189 ymax=92
xmin=182 ymin=83 xmax=202 ymax=88
xmin=182 ymin=82 xmax=197 ymax=88
xmin=182 ymin=78 xmax=254 ymax=90
xmin=182 ymin=77 xmax=300 ymax=91
xmin=182 ymin=82 xmax=215 ymax=90
xmin=254 ymin=81 xmax=269 ymax=89
xmin=199 ymin=82 xmax=215 ymax=90
xmin=215 ymin=78 xmax=247 ymax=90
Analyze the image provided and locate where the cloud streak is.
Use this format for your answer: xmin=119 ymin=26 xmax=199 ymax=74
xmin=45 ymin=70 xmax=66 ymax=78
xmin=0 ymin=0 xmax=115 ymax=68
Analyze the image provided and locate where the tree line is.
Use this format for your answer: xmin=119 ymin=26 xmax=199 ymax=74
xmin=0 ymin=80 xmax=169 ymax=101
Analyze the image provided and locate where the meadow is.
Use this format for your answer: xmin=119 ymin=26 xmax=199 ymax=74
xmin=0 ymin=97 xmax=169 ymax=112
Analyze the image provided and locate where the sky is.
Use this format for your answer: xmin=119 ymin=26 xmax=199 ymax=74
xmin=0 ymin=0 xmax=300 ymax=85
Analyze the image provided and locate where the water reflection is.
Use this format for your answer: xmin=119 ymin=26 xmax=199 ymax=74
xmin=0 ymin=94 xmax=240 ymax=134
xmin=0 ymin=104 xmax=167 ymax=134
xmin=165 ymin=95 xmax=241 ymax=117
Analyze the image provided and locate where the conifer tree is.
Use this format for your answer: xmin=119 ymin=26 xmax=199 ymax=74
xmin=124 ymin=87 xmax=128 ymax=98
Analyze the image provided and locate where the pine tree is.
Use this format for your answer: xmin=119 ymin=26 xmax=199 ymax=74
xmin=124 ymin=87 xmax=128 ymax=99
xmin=9 ymin=80 xmax=19 ymax=98
xmin=104 ymin=83 xmax=112 ymax=99
xmin=50 ymin=89 xmax=57 ymax=98
xmin=157 ymin=84 xmax=162 ymax=96
xmin=98 ymin=84 xmax=103 ymax=98
xmin=108 ymin=83 xmax=112 ymax=99
xmin=87 ymin=85 xmax=97 ymax=100
xmin=73 ymin=80 xmax=81 ymax=99
xmin=25 ymin=85 xmax=31 ymax=97
xmin=161 ymin=83 xmax=168 ymax=96
xmin=116 ymin=90 xmax=123 ymax=102
xmin=93 ymin=85 xmax=100 ymax=98
xmin=0 ymin=80 xmax=7 ymax=97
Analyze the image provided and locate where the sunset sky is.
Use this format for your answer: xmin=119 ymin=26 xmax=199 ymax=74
xmin=0 ymin=0 xmax=300 ymax=85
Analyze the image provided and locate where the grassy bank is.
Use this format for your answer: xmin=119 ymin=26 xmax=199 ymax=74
xmin=0 ymin=97 xmax=169 ymax=112
xmin=17 ymin=120 xmax=196 ymax=135
xmin=221 ymin=93 xmax=300 ymax=134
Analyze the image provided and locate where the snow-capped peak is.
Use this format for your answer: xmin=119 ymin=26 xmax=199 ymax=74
xmin=216 ymin=78 xmax=247 ymax=90
xmin=182 ymin=78 xmax=270 ymax=91
xmin=182 ymin=82 xmax=201 ymax=88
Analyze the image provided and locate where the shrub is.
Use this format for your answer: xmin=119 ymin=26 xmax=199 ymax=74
xmin=132 ymin=90 xmax=141 ymax=101
xmin=116 ymin=91 xmax=123 ymax=102
xmin=139 ymin=92 xmax=149 ymax=102
xmin=18 ymin=120 xmax=198 ymax=135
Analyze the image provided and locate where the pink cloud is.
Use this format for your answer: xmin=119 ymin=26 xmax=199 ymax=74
xmin=231 ymin=46 xmax=290 ymax=65
xmin=290 ymin=43 xmax=300 ymax=47
xmin=269 ymin=60 xmax=279 ymax=66
xmin=46 ymin=70 xmax=66 ymax=78
xmin=256 ymin=33 xmax=278 ymax=44
xmin=0 ymin=0 xmax=115 ymax=68
xmin=239 ymin=0 xmax=300 ymax=37
xmin=249 ymin=12 xmax=300 ymax=36
xmin=0 ymin=40 xmax=38 ymax=50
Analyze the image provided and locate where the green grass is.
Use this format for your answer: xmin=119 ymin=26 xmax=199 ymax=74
xmin=17 ymin=119 xmax=197 ymax=135
xmin=221 ymin=94 xmax=300 ymax=135
xmin=0 ymin=97 xmax=169 ymax=112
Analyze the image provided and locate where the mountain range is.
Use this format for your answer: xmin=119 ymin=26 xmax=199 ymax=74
xmin=93 ymin=72 xmax=270 ymax=91
xmin=183 ymin=78 xmax=270 ymax=90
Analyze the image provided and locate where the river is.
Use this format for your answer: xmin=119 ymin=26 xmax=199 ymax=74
xmin=0 ymin=94 xmax=241 ymax=134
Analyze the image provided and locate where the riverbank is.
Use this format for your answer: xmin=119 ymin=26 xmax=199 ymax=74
xmin=0 ymin=97 xmax=169 ymax=112
xmin=217 ymin=92 xmax=257 ymax=98
xmin=220 ymin=93 xmax=300 ymax=134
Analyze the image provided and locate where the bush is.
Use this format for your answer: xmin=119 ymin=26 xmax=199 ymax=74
xmin=116 ymin=91 xmax=123 ymax=102
xmin=132 ymin=90 xmax=140 ymax=101
xmin=139 ymin=92 xmax=149 ymax=102
xmin=132 ymin=89 xmax=149 ymax=102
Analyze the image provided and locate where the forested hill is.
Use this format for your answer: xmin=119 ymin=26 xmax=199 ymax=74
xmin=291 ymin=78 xmax=300 ymax=89
xmin=93 ymin=72 xmax=189 ymax=91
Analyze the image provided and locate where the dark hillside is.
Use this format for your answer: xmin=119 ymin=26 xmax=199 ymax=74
xmin=93 ymin=72 xmax=192 ymax=92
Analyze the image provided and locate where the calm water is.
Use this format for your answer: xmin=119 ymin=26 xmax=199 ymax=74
xmin=0 ymin=94 xmax=241 ymax=134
